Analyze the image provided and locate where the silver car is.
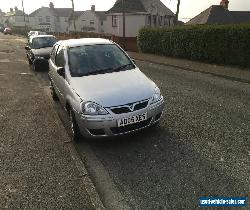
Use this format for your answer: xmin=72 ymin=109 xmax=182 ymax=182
xmin=48 ymin=38 xmax=164 ymax=140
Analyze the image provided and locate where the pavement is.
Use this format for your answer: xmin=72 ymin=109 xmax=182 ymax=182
xmin=128 ymin=51 xmax=250 ymax=84
xmin=1 ymin=34 xmax=249 ymax=210
xmin=0 ymin=34 xmax=104 ymax=209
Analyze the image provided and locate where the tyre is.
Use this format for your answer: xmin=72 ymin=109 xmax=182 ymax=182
xmin=50 ymin=81 xmax=59 ymax=101
xmin=68 ymin=108 xmax=82 ymax=142
xmin=28 ymin=58 xmax=32 ymax=65
xmin=32 ymin=62 xmax=38 ymax=71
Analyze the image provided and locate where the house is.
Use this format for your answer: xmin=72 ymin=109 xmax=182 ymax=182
xmin=186 ymin=0 xmax=250 ymax=25
xmin=29 ymin=2 xmax=83 ymax=33
xmin=3 ymin=7 xmax=29 ymax=28
xmin=69 ymin=5 xmax=107 ymax=33
xmin=106 ymin=0 xmax=175 ymax=37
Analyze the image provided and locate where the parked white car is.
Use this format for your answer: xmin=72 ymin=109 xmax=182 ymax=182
xmin=27 ymin=31 xmax=47 ymax=37
xmin=48 ymin=38 xmax=164 ymax=140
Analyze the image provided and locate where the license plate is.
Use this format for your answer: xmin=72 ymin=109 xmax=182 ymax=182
xmin=117 ymin=113 xmax=147 ymax=127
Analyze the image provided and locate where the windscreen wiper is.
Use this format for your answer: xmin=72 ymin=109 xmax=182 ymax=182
xmin=114 ymin=63 xmax=134 ymax=71
xmin=80 ymin=67 xmax=115 ymax=76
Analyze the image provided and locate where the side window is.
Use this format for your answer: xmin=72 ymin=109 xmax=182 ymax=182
xmin=50 ymin=45 xmax=59 ymax=63
xmin=55 ymin=47 xmax=65 ymax=67
xmin=29 ymin=39 xmax=32 ymax=47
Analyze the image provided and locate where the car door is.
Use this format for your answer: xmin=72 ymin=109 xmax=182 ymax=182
xmin=49 ymin=44 xmax=59 ymax=88
xmin=53 ymin=45 xmax=67 ymax=102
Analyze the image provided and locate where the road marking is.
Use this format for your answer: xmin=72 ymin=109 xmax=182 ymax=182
xmin=17 ymin=59 xmax=26 ymax=63
xmin=19 ymin=72 xmax=31 ymax=75
xmin=0 ymin=59 xmax=10 ymax=63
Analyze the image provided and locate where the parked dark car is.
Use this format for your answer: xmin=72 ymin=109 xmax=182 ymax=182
xmin=25 ymin=35 xmax=57 ymax=71
xmin=4 ymin=27 xmax=12 ymax=35
xmin=0 ymin=27 xmax=4 ymax=33
xmin=0 ymin=24 xmax=4 ymax=33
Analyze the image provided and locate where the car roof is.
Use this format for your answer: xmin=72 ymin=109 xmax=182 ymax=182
xmin=29 ymin=35 xmax=56 ymax=42
xmin=57 ymin=38 xmax=113 ymax=48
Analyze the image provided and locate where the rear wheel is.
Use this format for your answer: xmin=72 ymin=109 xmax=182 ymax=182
xmin=32 ymin=62 xmax=37 ymax=71
xmin=28 ymin=58 xmax=32 ymax=65
xmin=68 ymin=108 xmax=82 ymax=142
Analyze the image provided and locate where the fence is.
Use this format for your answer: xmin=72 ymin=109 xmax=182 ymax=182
xmin=49 ymin=32 xmax=138 ymax=52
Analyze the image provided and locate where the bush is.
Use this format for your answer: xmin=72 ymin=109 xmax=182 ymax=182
xmin=138 ymin=24 xmax=250 ymax=68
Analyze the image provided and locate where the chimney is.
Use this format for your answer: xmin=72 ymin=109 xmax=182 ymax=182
xmin=49 ymin=2 xmax=55 ymax=9
xmin=91 ymin=5 xmax=95 ymax=12
xmin=220 ymin=0 xmax=229 ymax=10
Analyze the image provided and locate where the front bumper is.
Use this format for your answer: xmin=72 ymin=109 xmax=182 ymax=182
xmin=33 ymin=57 xmax=50 ymax=69
xmin=74 ymin=98 xmax=164 ymax=138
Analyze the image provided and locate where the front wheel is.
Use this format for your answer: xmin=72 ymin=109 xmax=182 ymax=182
xmin=68 ymin=108 xmax=82 ymax=142
xmin=50 ymin=81 xmax=58 ymax=101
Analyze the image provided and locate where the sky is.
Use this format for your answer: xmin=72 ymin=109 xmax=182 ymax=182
xmin=0 ymin=0 xmax=250 ymax=22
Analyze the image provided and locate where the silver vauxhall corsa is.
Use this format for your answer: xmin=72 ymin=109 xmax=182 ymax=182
xmin=48 ymin=38 xmax=164 ymax=140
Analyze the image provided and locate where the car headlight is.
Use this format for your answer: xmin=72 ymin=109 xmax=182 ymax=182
xmin=151 ymin=87 xmax=162 ymax=104
xmin=82 ymin=102 xmax=108 ymax=115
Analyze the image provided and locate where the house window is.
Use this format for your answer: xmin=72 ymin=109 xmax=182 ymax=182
xmin=153 ymin=15 xmax=157 ymax=26
xmin=159 ymin=16 xmax=163 ymax=26
xmin=46 ymin=16 xmax=50 ymax=22
xmin=38 ymin=16 xmax=43 ymax=22
xmin=90 ymin=20 xmax=94 ymax=25
xmin=100 ymin=20 xmax=103 ymax=26
xmin=82 ymin=19 xmax=86 ymax=22
xmin=164 ymin=16 xmax=170 ymax=26
xmin=112 ymin=15 xmax=118 ymax=27
xmin=147 ymin=15 xmax=151 ymax=25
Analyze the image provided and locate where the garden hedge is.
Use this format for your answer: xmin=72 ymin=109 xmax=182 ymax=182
xmin=138 ymin=24 xmax=250 ymax=68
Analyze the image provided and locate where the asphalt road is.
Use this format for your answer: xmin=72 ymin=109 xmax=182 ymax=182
xmin=2 ymin=35 xmax=249 ymax=210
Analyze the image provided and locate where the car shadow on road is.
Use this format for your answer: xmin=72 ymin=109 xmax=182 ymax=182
xmin=77 ymin=119 xmax=248 ymax=209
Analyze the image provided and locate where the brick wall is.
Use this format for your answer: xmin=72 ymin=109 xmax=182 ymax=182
xmin=49 ymin=32 xmax=138 ymax=52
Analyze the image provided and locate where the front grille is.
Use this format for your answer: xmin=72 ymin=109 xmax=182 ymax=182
xmin=110 ymin=100 xmax=149 ymax=114
xmin=134 ymin=101 xmax=148 ymax=111
xmin=44 ymin=55 xmax=50 ymax=60
xmin=111 ymin=107 xmax=130 ymax=114
xmin=88 ymin=129 xmax=105 ymax=136
xmin=110 ymin=117 xmax=152 ymax=135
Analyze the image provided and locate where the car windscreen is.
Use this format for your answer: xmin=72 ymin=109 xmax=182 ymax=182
xmin=32 ymin=37 xmax=57 ymax=49
xmin=68 ymin=44 xmax=135 ymax=77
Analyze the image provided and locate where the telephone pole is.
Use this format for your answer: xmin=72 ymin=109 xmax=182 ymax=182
xmin=122 ymin=0 xmax=126 ymax=50
xmin=175 ymin=0 xmax=180 ymax=25
xmin=70 ymin=0 xmax=76 ymax=34
xmin=21 ymin=0 xmax=27 ymax=32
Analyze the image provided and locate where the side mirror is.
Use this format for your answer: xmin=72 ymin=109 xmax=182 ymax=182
xmin=57 ymin=67 xmax=65 ymax=78
xmin=25 ymin=46 xmax=30 ymax=50
xmin=132 ymin=59 xmax=136 ymax=64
